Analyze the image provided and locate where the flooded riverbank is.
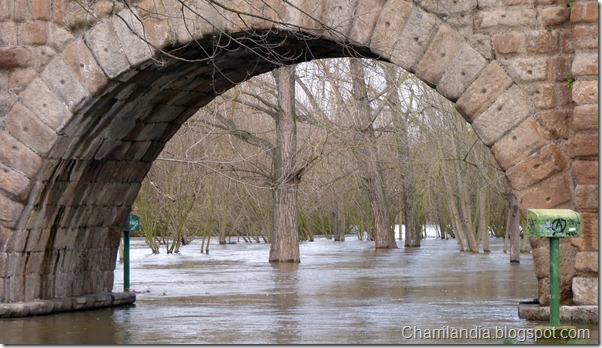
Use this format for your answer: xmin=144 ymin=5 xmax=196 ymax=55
xmin=1 ymin=236 xmax=597 ymax=344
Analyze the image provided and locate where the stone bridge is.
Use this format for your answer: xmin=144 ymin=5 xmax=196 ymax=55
xmin=0 ymin=0 xmax=597 ymax=318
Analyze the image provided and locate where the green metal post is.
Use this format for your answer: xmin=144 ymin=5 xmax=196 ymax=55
xmin=124 ymin=229 xmax=130 ymax=292
xmin=549 ymin=237 xmax=560 ymax=327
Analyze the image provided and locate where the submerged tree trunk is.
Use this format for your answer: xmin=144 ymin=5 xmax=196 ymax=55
xmin=349 ymin=58 xmax=396 ymax=249
xmin=382 ymin=65 xmax=420 ymax=247
xmin=269 ymin=65 xmax=300 ymax=263
xmin=508 ymin=195 xmax=520 ymax=263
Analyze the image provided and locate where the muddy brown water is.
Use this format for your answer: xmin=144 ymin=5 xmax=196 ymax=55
xmin=1 ymin=236 xmax=598 ymax=344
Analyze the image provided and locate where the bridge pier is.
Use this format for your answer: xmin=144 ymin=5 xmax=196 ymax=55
xmin=0 ymin=292 xmax=135 ymax=318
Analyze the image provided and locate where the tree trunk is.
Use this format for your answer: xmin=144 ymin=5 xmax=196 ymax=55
xmin=349 ymin=58 xmax=396 ymax=249
xmin=478 ymin=190 xmax=490 ymax=253
xmin=509 ymin=194 xmax=520 ymax=263
xmin=269 ymin=65 xmax=300 ymax=263
xmin=382 ymin=66 xmax=420 ymax=248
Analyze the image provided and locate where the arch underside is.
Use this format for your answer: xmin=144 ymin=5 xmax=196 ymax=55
xmin=0 ymin=0 xmax=591 ymax=312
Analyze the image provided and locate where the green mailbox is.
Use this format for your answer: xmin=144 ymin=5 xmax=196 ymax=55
xmin=526 ymin=209 xmax=581 ymax=238
xmin=526 ymin=209 xmax=581 ymax=329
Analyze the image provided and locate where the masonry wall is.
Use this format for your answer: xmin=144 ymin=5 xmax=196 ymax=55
xmin=0 ymin=0 xmax=597 ymax=309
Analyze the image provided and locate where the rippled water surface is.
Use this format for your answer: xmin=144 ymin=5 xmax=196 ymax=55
xmin=1 ymin=236 xmax=598 ymax=344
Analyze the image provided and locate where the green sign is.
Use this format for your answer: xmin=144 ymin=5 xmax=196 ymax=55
xmin=526 ymin=209 xmax=581 ymax=238
xmin=126 ymin=214 xmax=140 ymax=232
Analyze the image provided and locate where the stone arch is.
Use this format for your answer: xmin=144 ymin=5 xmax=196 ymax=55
xmin=0 ymin=0 xmax=597 ymax=317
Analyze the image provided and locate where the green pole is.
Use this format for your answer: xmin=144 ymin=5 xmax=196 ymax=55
xmin=549 ymin=237 xmax=560 ymax=327
xmin=124 ymin=229 xmax=130 ymax=292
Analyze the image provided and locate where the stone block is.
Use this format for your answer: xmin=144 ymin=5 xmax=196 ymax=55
xmin=532 ymin=239 xmax=577 ymax=286
xmin=574 ymin=184 xmax=598 ymax=210
xmin=0 ymin=162 xmax=31 ymax=203
xmin=5 ymin=103 xmax=56 ymax=157
xmin=568 ymin=133 xmax=598 ymax=158
xmin=575 ymin=251 xmax=598 ymax=274
xmin=539 ymin=6 xmax=570 ymax=26
xmin=369 ymin=0 xmax=413 ymax=58
xmin=506 ymin=145 xmax=567 ymax=191
xmin=84 ymin=20 xmax=130 ymax=79
xmin=572 ymin=276 xmax=598 ymax=305
xmin=111 ymin=8 xmax=155 ymax=68
xmin=41 ymin=58 xmax=89 ymax=111
xmin=455 ymin=62 xmax=513 ymax=122
xmin=0 ymin=130 xmax=43 ymax=179
xmin=348 ymin=0 xmax=386 ymax=45
xmin=475 ymin=8 xmax=537 ymax=30
xmin=537 ymin=109 xmax=570 ymax=140
xmin=436 ymin=43 xmax=487 ymax=101
xmin=572 ymin=81 xmax=598 ymax=105
xmin=9 ymin=68 xmax=37 ymax=92
xmin=572 ymin=160 xmax=598 ymax=185
xmin=549 ymin=55 xmax=572 ymax=83
xmin=389 ymin=7 xmax=439 ymax=73
xmin=572 ymin=53 xmax=598 ymax=77
xmin=415 ymin=25 xmax=464 ymax=87
xmin=573 ymin=25 xmax=598 ymax=50
xmin=492 ymin=31 xmax=524 ymax=55
xmin=571 ymin=212 xmax=598 ymax=251
xmin=468 ymin=34 xmax=492 ymax=60
xmin=500 ymin=57 xmax=548 ymax=83
xmin=472 ymin=85 xmax=531 ymax=147
xmin=319 ymin=0 xmax=358 ymax=41
xmin=32 ymin=0 xmax=52 ymax=20
xmin=62 ymin=39 xmax=109 ymax=96
xmin=17 ymin=21 xmax=47 ymax=46
xmin=517 ymin=175 xmax=572 ymax=210
xmin=0 ymin=47 xmax=33 ymax=70
xmin=415 ymin=0 xmax=477 ymax=16
xmin=0 ymin=22 xmax=17 ymax=47
xmin=20 ymin=78 xmax=71 ymax=132
xmin=570 ymin=1 xmax=598 ymax=23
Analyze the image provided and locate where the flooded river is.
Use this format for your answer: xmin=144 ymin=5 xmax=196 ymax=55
xmin=1 ymin=236 xmax=598 ymax=344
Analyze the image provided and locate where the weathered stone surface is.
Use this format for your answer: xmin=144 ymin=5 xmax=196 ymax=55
xmin=492 ymin=31 xmax=524 ymax=55
xmin=572 ymin=105 xmax=598 ymax=131
xmin=572 ymin=81 xmax=598 ymax=105
xmin=537 ymin=109 xmax=570 ymax=140
xmin=517 ymin=175 xmax=572 ymax=211
xmin=568 ymin=134 xmax=598 ymax=158
xmin=575 ymin=251 xmax=598 ymax=274
xmin=84 ymin=20 xmax=130 ymax=79
xmin=19 ymin=78 xmax=71 ymax=132
xmin=490 ymin=117 xmax=549 ymax=170
xmin=415 ymin=25 xmax=464 ymax=86
xmin=475 ymin=8 xmax=537 ymax=30
xmin=506 ymin=145 xmax=567 ymax=191
xmin=416 ymin=0 xmax=477 ymax=16
xmin=0 ymin=162 xmax=31 ymax=203
xmin=539 ymin=6 xmax=570 ymax=26
xmin=40 ymin=58 xmax=89 ymax=111
xmin=369 ymin=0 xmax=413 ymax=58
xmin=574 ymin=184 xmax=598 ymax=210
xmin=572 ymin=160 xmax=598 ymax=185
xmin=0 ymin=130 xmax=42 ymax=179
xmin=532 ymin=239 xmax=577 ymax=280
xmin=573 ymin=276 xmax=598 ymax=305
xmin=573 ymin=25 xmax=598 ymax=50
xmin=111 ymin=9 xmax=154 ymax=68
xmin=570 ymin=1 xmax=598 ymax=23
xmin=500 ymin=57 xmax=548 ymax=82
xmin=436 ymin=43 xmax=487 ymax=101
xmin=570 ymin=212 xmax=598 ymax=252
xmin=389 ymin=7 xmax=439 ymax=73
xmin=472 ymin=85 xmax=531 ymax=146
xmin=0 ymin=47 xmax=33 ymax=70
xmin=17 ymin=21 xmax=47 ymax=46
xmin=62 ymin=40 xmax=108 ymax=96
xmin=572 ymin=52 xmax=598 ymax=76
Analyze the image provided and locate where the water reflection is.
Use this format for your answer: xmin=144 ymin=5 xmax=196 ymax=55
xmin=0 ymin=237 xmax=597 ymax=344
